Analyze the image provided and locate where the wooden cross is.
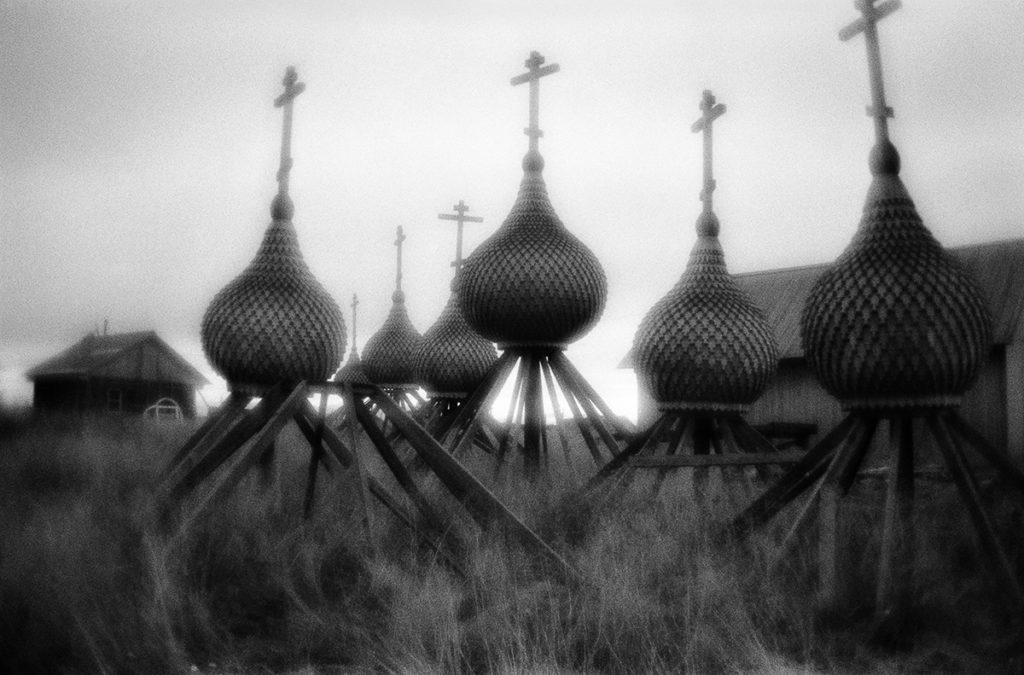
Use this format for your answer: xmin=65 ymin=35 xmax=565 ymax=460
xmin=511 ymin=51 xmax=560 ymax=153
xmin=350 ymin=294 xmax=359 ymax=351
xmin=273 ymin=66 xmax=306 ymax=196
xmin=394 ymin=226 xmax=406 ymax=292
xmin=840 ymin=0 xmax=901 ymax=143
xmin=438 ymin=199 xmax=484 ymax=274
xmin=690 ymin=90 xmax=726 ymax=212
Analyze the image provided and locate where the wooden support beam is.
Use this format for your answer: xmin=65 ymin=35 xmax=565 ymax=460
xmin=552 ymin=351 xmax=634 ymax=437
xmin=873 ymin=415 xmax=916 ymax=643
xmin=441 ymin=351 xmax=517 ymax=451
xmin=928 ymin=414 xmax=1024 ymax=607
xmin=588 ymin=413 xmax=672 ymax=485
xmin=539 ymin=357 xmax=575 ymax=476
xmin=163 ymin=393 xmax=250 ymax=475
xmin=522 ymin=353 xmax=545 ymax=475
xmin=629 ymin=449 xmax=806 ymax=468
xmin=946 ymin=411 xmax=1024 ymax=493
xmin=367 ymin=387 xmax=577 ymax=581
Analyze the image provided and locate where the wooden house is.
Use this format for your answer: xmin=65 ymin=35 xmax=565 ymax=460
xmin=27 ymin=331 xmax=209 ymax=418
xmin=628 ymin=239 xmax=1024 ymax=462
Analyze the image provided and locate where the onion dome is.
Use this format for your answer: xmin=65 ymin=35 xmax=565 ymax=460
xmin=334 ymin=294 xmax=371 ymax=385
xmin=457 ymin=151 xmax=606 ymax=348
xmin=457 ymin=51 xmax=606 ymax=348
xmin=800 ymin=140 xmax=991 ymax=409
xmin=415 ymin=280 xmax=498 ymax=397
xmin=362 ymin=227 xmax=423 ymax=386
xmin=633 ymin=90 xmax=777 ymax=411
xmin=201 ymin=67 xmax=345 ymax=394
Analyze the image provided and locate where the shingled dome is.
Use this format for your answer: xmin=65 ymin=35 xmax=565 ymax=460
xmin=457 ymin=150 xmax=607 ymax=347
xmin=362 ymin=289 xmax=423 ymax=386
xmin=414 ymin=280 xmax=497 ymax=397
xmin=800 ymin=141 xmax=992 ymax=409
xmin=201 ymin=201 xmax=346 ymax=393
xmin=633 ymin=212 xmax=777 ymax=411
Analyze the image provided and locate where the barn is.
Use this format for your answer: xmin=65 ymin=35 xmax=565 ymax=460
xmin=27 ymin=330 xmax=209 ymax=418
xmin=629 ymin=238 xmax=1024 ymax=462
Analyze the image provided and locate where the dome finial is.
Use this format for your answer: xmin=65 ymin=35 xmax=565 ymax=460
xmin=438 ymin=199 xmax=484 ymax=278
xmin=690 ymin=89 xmax=726 ymax=234
xmin=271 ymin=66 xmax=306 ymax=219
xmin=511 ymin=51 xmax=560 ymax=156
xmin=840 ymin=0 xmax=901 ymax=170
xmin=350 ymin=293 xmax=360 ymax=355
xmin=393 ymin=225 xmax=406 ymax=301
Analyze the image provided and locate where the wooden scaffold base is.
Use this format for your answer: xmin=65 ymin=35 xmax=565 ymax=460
xmin=729 ymin=409 xmax=1024 ymax=643
xmin=156 ymin=379 xmax=575 ymax=582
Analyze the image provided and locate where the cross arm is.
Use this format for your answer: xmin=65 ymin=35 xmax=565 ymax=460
xmin=510 ymin=63 xmax=560 ymax=86
xmin=438 ymin=213 xmax=484 ymax=223
xmin=691 ymin=103 xmax=726 ymax=133
xmin=839 ymin=0 xmax=901 ymax=41
xmin=274 ymin=82 xmax=306 ymax=107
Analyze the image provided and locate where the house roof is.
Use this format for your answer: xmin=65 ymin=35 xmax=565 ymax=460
xmin=621 ymin=238 xmax=1024 ymax=366
xmin=27 ymin=331 xmax=210 ymax=387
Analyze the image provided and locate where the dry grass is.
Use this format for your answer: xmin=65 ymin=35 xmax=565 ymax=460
xmin=1 ymin=410 xmax=1022 ymax=673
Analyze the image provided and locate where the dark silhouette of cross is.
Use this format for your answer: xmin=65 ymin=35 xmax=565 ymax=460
xmin=511 ymin=51 xmax=560 ymax=153
xmin=691 ymin=90 xmax=726 ymax=213
xmin=438 ymin=199 xmax=484 ymax=274
xmin=394 ymin=226 xmax=406 ymax=292
xmin=840 ymin=0 xmax=901 ymax=143
xmin=273 ymin=66 xmax=306 ymax=196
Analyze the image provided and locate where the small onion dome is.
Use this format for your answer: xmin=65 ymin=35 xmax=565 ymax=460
xmin=457 ymin=150 xmax=607 ymax=348
xmin=334 ymin=349 xmax=371 ymax=385
xmin=800 ymin=141 xmax=992 ymax=409
xmin=201 ymin=201 xmax=346 ymax=394
xmin=414 ymin=284 xmax=498 ymax=397
xmin=361 ymin=289 xmax=423 ymax=386
xmin=633 ymin=211 xmax=778 ymax=411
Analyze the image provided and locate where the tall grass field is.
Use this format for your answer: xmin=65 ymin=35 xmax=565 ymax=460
xmin=1 ymin=410 xmax=1021 ymax=673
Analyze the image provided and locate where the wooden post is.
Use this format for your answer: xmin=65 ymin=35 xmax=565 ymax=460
xmin=510 ymin=51 xmax=560 ymax=153
xmin=873 ymin=414 xmax=915 ymax=643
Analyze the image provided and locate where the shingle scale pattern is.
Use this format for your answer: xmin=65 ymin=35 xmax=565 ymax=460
xmin=201 ymin=217 xmax=346 ymax=393
xmin=801 ymin=154 xmax=992 ymax=409
xmin=457 ymin=152 xmax=607 ymax=347
xmin=633 ymin=220 xmax=778 ymax=410
xmin=362 ymin=291 xmax=423 ymax=387
xmin=414 ymin=288 xmax=498 ymax=396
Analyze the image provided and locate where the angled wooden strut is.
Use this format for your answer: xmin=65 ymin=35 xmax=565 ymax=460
xmin=437 ymin=347 xmax=633 ymax=481
xmin=159 ymin=379 xmax=576 ymax=582
xmin=728 ymin=409 xmax=1024 ymax=640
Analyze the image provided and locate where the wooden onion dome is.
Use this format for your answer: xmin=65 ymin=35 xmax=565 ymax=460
xmin=334 ymin=294 xmax=370 ymax=385
xmin=201 ymin=67 xmax=345 ymax=394
xmin=457 ymin=53 xmax=606 ymax=348
xmin=633 ymin=92 xmax=777 ymax=411
xmin=362 ymin=226 xmax=424 ymax=387
xmin=800 ymin=138 xmax=991 ymax=409
xmin=733 ymin=2 xmax=1023 ymax=642
xmin=416 ymin=204 xmax=498 ymax=398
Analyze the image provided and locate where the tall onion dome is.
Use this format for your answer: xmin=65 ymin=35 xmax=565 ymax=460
xmin=362 ymin=226 xmax=424 ymax=387
xmin=457 ymin=53 xmax=606 ymax=348
xmin=633 ymin=96 xmax=777 ymax=411
xmin=415 ymin=201 xmax=498 ymax=397
xmin=334 ymin=293 xmax=370 ymax=385
xmin=800 ymin=12 xmax=991 ymax=410
xmin=201 ymin=67 xmax=345 ymax=394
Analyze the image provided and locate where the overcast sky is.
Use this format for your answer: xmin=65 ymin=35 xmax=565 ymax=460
xmin=2 ymin=0 xmax=1023 ymax=411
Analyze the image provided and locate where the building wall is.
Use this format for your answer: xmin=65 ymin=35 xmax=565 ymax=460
xmin=33 ymin=377 xmax=197 ymax=417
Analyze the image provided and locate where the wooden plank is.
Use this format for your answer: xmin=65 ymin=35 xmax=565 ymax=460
xmin=929 ymin=413 xmax=1024 ymax=607
xmin=162 ymin=393 xmax=249 ymax=475
xmin=539 ymin=357 xmax=575 ymax=477
xmin=441 ymin=351 xmax=517 ymax=450
xmin=587 ymin=413 xmax=671 ymax=486
xmin=552 ymin=351 xmax=634 ymax=437
xmin=873 ymin=415 xmax=915 ymax=641
xmin=368 ymin=387 xmax=577 ymax=581
xmin=522 ymin=353 xmax=544 ymax=475
xmin=629 ymin=449 xmax=806 ymax=468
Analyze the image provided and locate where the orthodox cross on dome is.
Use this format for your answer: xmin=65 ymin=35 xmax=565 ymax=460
xmin=511 ymin=51 xmax=560 ymax=153
xmin=840 ymin=0 xmax=901 ymax=143
xmin=438 ymin=199 xmax=484 ymax=275
xmin=273 ymin=66 xmax=306 ymax=197
xmin=690 ymin=90 xmax=726 ymax=213
xmin=394 ymin=226 xmax=406 ymax=292
xmin=350 ymin=293 xmax=360 ymax=351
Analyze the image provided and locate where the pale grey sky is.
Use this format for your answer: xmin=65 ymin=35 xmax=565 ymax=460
xmin=2 ymin=0 xmax=1023 ymax=411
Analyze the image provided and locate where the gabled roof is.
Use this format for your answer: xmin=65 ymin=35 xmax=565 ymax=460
xmin=27 ymin=331 xmax=209 ymax=387
xmin=621 ymin=238 xmax=1024 ymax=366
